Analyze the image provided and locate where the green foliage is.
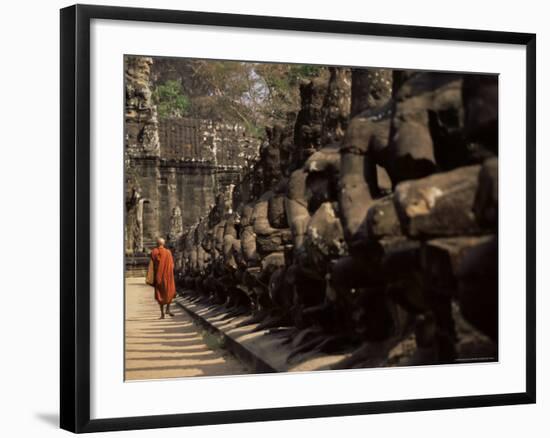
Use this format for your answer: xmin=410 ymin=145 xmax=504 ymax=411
xmin=152 ymin=80 xmax=190 ymax=119
xmin=150 ymin=59 xmax=326 ymax=133
xmin=247 ymin=124 xmax=266 ymax=139
xmin=252 ymin=62 xmax=324 ymax=124
xmin=287 ymin=64 xmax=323 ymax=85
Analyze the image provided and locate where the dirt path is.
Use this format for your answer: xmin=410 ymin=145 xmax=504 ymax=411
xmin=125 ymin=277 xmax=249 ymax=380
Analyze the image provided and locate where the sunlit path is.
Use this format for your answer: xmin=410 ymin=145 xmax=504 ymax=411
xmin=125 ymin=277 xmax=249 ymax=380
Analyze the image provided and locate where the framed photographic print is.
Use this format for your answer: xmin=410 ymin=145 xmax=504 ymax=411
xmin=60 ymin=4 xmax=536 ymax=433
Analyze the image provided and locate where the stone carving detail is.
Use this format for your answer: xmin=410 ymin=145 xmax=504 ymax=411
xmin=321 ymin=67 xmax=352 ymax=146
xmin=168 ymin=206 xmax=184 ymax=242
xmin=127 ymin=57 xmax=499 ymax=368
xmin=125 ymin=56 xmax=160 ymax=157
xmin=124 ymin=56 xmax=260 ymax=269
xmin=125 ymin=184 xmax=143 ymax=255
xmin=293 ymin=75 xmax=329 ymax=165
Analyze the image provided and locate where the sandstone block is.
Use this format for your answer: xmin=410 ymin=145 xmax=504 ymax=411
xmin=394 ymin=164 xmax=482 ymax=238
xmin=366 ymin=195 xmax=402 ymax=239
xmin=473 ymin=157 xmax=498 ymax=229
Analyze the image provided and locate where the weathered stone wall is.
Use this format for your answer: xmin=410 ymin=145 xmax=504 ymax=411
xmin=158 ymin=118 xmax=202 ymax=160
xmin=125 ymin=56 xmax=260 ymax=263
xmin=125 ymin=56 xmax=160 ymax=159
xmin=176 ymin=67 xmax=499 ymax=369
xmin=125 ymin=56 xmax=160 ymax=257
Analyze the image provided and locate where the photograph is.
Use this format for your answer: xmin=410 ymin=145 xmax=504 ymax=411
xmin=124 ymin=55 xmax=499 ymax=381
xmin=0 ymin=0 xmax=541 ymax=435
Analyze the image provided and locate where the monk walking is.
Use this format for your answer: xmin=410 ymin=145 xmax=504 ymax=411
xmin=148 ymin=237 xmax=177 ymax=319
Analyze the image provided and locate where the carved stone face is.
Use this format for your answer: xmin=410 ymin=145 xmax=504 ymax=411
xmin=320 ymin=67 xmax=352 ymax=147
xmin=125 ymin=56 xmax=160 ymax=157
xmin=294 ymin=77 xmax=329 ymax=166
xmin=279 ymin=112 xmax=297 ymax=175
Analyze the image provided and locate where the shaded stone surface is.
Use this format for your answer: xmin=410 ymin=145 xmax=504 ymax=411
xmin=394 ymin=165 xmax=482 ymax=238
xmin=176 ymin=293 xmax=353 ymax=373
xmin=474 ymin=157 xmax=498 ymax=229
xmin=128 ymin=59 xmax=500 ymax=372
xmin=293 ymin=75 xmax=329 ymax=165
xmin=321 ymin=67 xmax=352 ymax=146
xmin=350 ymin=68 xmax=392 ymax=117
xmin=386 ymin=72 xmax=463 ymax=184
xmin=366 ymin=195 xmax=403 ymax=239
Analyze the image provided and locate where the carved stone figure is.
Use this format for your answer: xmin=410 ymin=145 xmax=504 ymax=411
xmin=385 ymin=72 xmax=463 ymax=182
xmin=293 ymin=76 xmax=329 ymax=165
xmin=168 ymin=206 xmax=183 ymax=242
xmin=321 ymin=67 xmax=352 ymax=146
xmin=171 ymin=65 xmax=499 ymax=368
xmin=338 ymin=68 xmax=393 ymax=246
xmin=125 ymin=56 xmax=160 ymax=156
xmin=125 ymin=183 xmax=144 ymax=255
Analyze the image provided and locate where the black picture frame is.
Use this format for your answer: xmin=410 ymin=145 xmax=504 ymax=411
xmin=60 ymin=4 xmax=536 ymax=433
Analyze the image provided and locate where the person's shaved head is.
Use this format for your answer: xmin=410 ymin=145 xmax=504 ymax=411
xmin=156 ymin=237 xmax=165 ymax=247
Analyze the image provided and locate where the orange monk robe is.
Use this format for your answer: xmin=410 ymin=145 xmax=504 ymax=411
xmin=150 ymin=247 xmax=176 ymax=305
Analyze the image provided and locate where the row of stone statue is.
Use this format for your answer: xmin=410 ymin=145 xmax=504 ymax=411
xmin=174 ymin=67 xmax=498 ymax=366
